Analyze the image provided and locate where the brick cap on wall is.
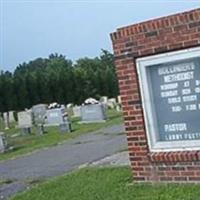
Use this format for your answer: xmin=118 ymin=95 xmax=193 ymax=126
xmin=111 ymin=8 xmax=200 ymax=41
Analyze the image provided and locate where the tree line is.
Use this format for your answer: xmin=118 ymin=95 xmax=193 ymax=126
xmin=0 ymin=50 xmax=119 ymax=112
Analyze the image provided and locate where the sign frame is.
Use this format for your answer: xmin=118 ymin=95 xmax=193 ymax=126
xmin=136 ymin=46 xmax=200 ymax=152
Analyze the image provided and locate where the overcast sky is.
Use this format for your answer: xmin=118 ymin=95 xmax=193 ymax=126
xmin=0 ymin=0 xmax=199 ymax=71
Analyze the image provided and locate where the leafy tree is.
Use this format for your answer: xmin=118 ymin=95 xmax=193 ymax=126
xmin=0 ymin=50 xmax=119 ymax=112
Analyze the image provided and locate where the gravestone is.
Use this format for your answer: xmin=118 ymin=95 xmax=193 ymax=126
xmin=116 ymin=104 xmax=121 ymax=112
xmin=66 ymin=103 xmax=73 ymax=117
xmin=100 ymin=96 xmax=108 ymax=110
xmin=32 ymin=104 xmax=47 ymax=134
xmin=81 ymin=103 xmax=107 ymax=123
xmin=0 ymin=132 xmax=7 ymax=153
xmin=107 ymin=98 xmax=117 ymax=109
xmin=117 ymin=95 xmax=122 ymax=104
xmin=0 ymin=115 xmax=4 ymax=130
xmin=73 ymin=106 xmax=81 ymax=117
xmin=46 ymin=108 xmax=65 ymax=125
xmin=59 ymin=123 xmax=71 ymax=133
xmin=46 ymin=108 xmax=71 ymax=132
xmin=100 ymin=96 xmax=108 ymax=104
xmin=3 ymin=112 xmax=9 ymax=130
xmin=8 ymin=111 xmax=15 ymax=123
xmin=32 ymin=104 xmax=47 ymax=125
xmin=18 ymin=111 xmax=32 ymax=134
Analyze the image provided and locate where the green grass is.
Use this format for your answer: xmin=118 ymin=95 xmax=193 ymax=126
xmin=10 ymin=167 xmax=200 ymax=200
xmin=0 ymin=110 xmax=123 ymax=161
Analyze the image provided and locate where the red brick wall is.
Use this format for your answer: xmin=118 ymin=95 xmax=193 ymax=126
xmin=111 ymin=8 xmax=200 ymax=182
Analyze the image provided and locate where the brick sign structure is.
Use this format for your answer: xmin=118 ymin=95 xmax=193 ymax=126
xmin=111 ymin=9 xmax=200 ymax=182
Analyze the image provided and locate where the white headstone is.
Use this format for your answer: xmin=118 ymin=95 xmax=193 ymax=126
xmin=100 ymin=96 xmax=108 ymax=104
xmin=18 ymin=111 xmax=32 ymax=128
xmin=116 ymin=104 xmax=122 ymax=112
xmin=66 ymin=103 xmax=73 ymax=109
xmin=73 ymin=106 xmax=81 ymax=117
xmin=3 ymin=112 xmax=9 ymax=130
xmin=117 ymin=95 xmax=122 ymax=104
xmin=109 ymin=98 xmax=117 ymax=104
xmin=107 ymin=98 xmax=117 ymax=109
xmin=8 ymin=111 xmax=15 ymax=123
xmin=0 ymin=116 xmax=4 ymax=130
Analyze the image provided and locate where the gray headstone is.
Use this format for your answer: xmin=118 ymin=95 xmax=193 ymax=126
xmin=46 ymin=108 xmax=67 ymax=126
xmin=36 ymin=125 xmax=45 ymax=135
xmin=0 ymin=132 xmax=7 ymax=153
xmin=0 ymin=115 xmax=4 ymax=130
xmin=32 ymin=104 xmax=47 ymax=125
xmin=21 ymin=127 xmax=31 ymax=135
xmin=81 ymin=104 xmax=107 ymax=123
xmin=59 ymin=123 xmax=71 ymax=133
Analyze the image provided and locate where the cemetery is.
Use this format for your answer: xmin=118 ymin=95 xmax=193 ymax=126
xmin=0 ymin=99 xmax=122 ymax=162
xmin=80 ymin=98 xmax=107 ymax=123
xmin=0 ymin=3 xmax=200 ymax=200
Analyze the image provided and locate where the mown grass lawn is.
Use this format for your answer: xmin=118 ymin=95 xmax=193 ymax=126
xmin=10 ymin=167 xmax=200 ymax=200
xmin=0 ymin=110 xmax=123 ymax=161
